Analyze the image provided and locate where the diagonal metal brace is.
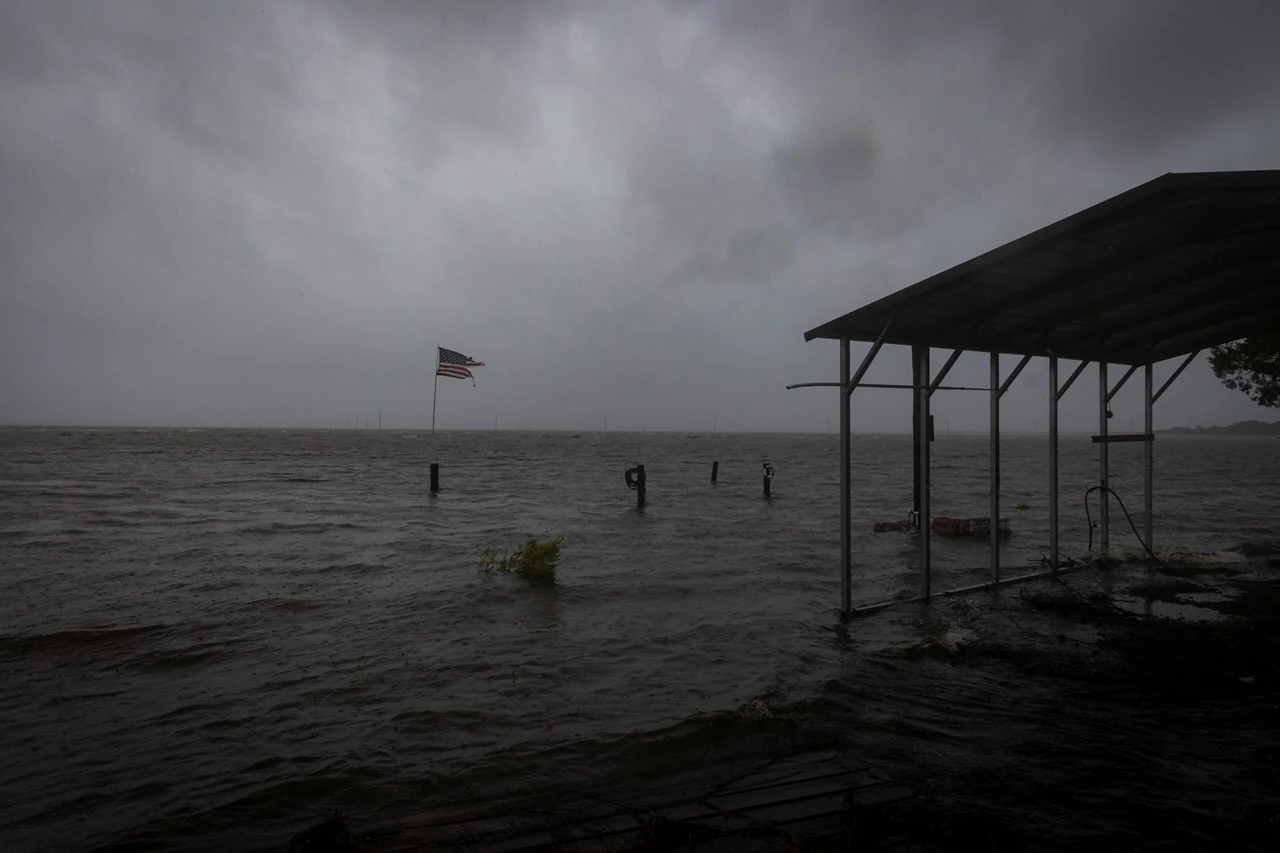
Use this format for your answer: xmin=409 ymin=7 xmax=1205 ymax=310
xmin=1106 ymin=363 xmax=1140 ymax=402
xmin=928 ymin=349 xmax=964 ymax=396
xmin=1054 ymin=359 xmax=1090 ymax=401
xmin=998 ymin=354 xmax=1033 ymax=398
xmin=1153 ymin=350 xmax=1200 ymax=403
xmin=846 ymin=314 xmax=898 ymax=397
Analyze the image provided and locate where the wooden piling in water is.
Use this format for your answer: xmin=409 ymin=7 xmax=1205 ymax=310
xmin=763 ymin=462 xmax=774 ymax=498
xmin=636 ymin=464 xmax=645 ymax=509
xmin=430 ymin=463 xmax=439 ymax=493
xmin=711 ymin=461 xmax=719 ymax=483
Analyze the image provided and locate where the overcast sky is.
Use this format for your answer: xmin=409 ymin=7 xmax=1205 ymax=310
xmin=2 ymin=1 xmax=1278 ymax=432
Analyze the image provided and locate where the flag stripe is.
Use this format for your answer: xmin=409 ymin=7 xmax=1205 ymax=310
xmin=437 ymin=346 xmax=483 ymax=385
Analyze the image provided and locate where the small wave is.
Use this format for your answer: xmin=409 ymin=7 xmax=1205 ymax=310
xmin=240 ymin=521 xmax=373 ymax=535
xmin=127 ymin=642 xmax=232 ymax=671
xmin=1231 ymin=541 xmax=1280 ymax=557
xmin=279 ymin=477 xmax=330 ymax=484
xmin=0 ymin=623 xmax=169 ymax=654
xmin=43 ymin=690 xmax=128 ymax=707
xmin=1161 ymin=550 xmax=1250 ymax=566
xmin=146 ymin=701 xmax=231 ymax=722
xmin=253 ymin=597 xmax=328 ymax=612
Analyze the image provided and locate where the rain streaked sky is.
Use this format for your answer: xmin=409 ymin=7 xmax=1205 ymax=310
xmin=2 ymin=1 xmax=1278 ymax=432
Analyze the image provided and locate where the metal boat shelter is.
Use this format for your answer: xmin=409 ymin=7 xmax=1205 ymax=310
xmin=791 ymin=169 xmax=1280 ymax=613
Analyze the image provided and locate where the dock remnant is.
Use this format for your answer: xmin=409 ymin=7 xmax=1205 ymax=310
xmin=625 ymin=463 xmax=646 ymax=509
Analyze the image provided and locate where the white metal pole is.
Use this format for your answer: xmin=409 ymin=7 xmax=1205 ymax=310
xmin=917 ymin=346 xmax=931 ymax=599
xmin=990 ymin=351 xmax=1000 ymax=583
xmin=1099 ymin=361 xmax=1109 ymax=554
xmin=432 ymin=348 xmax=439 ymax=434
xmin=839 ymin=338 xmax=851 ymax=613
xmin=1144 ymin=362 xmax=1154 ymax=553
xmin=1049 ymin=357 xmax=1059 ymax=573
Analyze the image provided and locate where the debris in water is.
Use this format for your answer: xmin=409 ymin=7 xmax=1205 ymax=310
xmin=478 ymin=536 xmax=564 ymax=583
xmin=931 ymin=516 xmax=1012 ymax=538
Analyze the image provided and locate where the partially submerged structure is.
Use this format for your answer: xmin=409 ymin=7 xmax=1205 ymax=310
xmin=792 ymin=169 xmax=1280 ymax=613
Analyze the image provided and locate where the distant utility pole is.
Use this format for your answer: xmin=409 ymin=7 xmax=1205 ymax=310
xmin=379 ymin=411 xmax=382 ymax=430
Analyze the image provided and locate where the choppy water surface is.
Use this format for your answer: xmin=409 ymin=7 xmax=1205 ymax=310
xmin=1 ymin=428 xmax=1277 ymax=851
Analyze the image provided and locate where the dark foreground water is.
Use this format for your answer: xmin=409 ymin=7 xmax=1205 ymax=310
xmin=1 ymin=428 xmax=1277 ymax=851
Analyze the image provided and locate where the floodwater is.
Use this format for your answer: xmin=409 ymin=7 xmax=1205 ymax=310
xmin=1 ymin=428 xmax=1277 ymax=851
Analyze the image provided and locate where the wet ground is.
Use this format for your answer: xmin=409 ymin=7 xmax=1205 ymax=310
xmin=334 ymin=551 xmax=1280 ymax=853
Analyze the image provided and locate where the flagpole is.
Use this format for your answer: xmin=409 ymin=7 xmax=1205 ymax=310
xmin=432 ymin=347 xmax=439 ymax=434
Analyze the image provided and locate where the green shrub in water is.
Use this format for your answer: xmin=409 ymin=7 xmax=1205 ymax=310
xmin=1015 ymin=502 xmax=1030 ymax=511
xmin=479 ymin=536 xmax=564 ymax=582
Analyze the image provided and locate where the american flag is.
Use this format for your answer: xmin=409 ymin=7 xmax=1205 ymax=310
xmin=437 ymin=347 xmax=485 ymax=386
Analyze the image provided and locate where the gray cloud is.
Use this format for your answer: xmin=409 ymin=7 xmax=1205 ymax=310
xmin=1 ymin=0 xmax=1278 ymax=432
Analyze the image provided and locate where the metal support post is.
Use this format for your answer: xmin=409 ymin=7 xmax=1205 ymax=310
xmin=990 ymin=352 xmax=1000 ymax=583
xmin=1144 ymin=362 xmax=1154 ymax=553
xmin=916 ymin=346 xmax=931 ymax=599
xmin=839 ymin=339 xmax=851 ymax=613
xmin=912 ymin=350 xmax=922 ymax=518
xmin=1049 ymin=356 xmax=1059 ymax=573
xmin=1099 ymin=361 xmax=1110 ymax=554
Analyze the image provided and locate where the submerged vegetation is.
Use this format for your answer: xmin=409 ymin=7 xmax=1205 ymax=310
xmin=479 ymin=536 xmax=564 ymax=583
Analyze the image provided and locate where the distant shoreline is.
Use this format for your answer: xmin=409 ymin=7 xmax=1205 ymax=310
xmin=3 ymin=424 xmax=1276 ymax=437
xmin=1156 ymin=419 xmax=1280 ymax=436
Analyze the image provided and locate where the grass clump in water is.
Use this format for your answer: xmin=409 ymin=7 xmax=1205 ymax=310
xmin=479 ymin=536 xmax=564 ymax=583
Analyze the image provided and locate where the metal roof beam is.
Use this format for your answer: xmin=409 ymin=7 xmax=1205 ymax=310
xmin=915 ymin=225 xmax=1280 ymax=338
xmin=1135 ymin=306 xmax=1280 ymax=364
xmin=1099 ymin=288 xmax=1280 ymax=356
xmin=998 ymin=251 xmax=1280 ymax=347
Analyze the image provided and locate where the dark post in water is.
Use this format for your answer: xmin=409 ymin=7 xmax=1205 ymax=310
xmin=711 ymin=461 xmax=719 ymax=483
xmin=763 ymin=462 xmax=774 ymax=498
xmin=430 ymin=463 xmax=439 ymax=493
xmin=636 ymin=464 xmax=645 ymax=509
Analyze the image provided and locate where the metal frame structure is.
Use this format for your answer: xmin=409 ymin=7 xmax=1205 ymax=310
xmin=789 ymin=347 xmax=1198 ymax=612
xmin=788 ymin=169 xmax=1280 ymax=613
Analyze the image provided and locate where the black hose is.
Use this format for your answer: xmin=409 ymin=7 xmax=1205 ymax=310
xmin=1084 ymin=484 xmax=1172 ymax=570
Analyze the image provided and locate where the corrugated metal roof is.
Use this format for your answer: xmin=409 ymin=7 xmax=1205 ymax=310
xmin=803 ymin=170 xmax=1280 ymax=365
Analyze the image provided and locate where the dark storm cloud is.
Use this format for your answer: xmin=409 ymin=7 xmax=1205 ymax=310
xmin=1 ymin=0 xmax=1277 ymax=431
